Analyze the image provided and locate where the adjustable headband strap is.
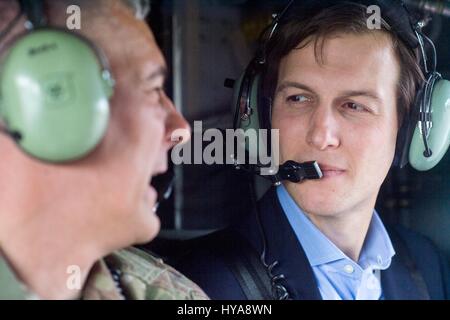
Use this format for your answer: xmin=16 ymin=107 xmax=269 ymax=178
xmin=273 ymin=0 xmax=420 ymax=49
xmin=19 ymin=0 xmax=46 ymax=28
xmin=257 ymin=0 xmax=295 ymax=64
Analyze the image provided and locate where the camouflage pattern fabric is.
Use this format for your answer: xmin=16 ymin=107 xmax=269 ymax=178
xmin=82 ymin=247 xmax=209 ymax=300
xmin=0 ymin=247 xmax=209 ymax=300
xmin=0 ymin=255 xmax=38 ymax=300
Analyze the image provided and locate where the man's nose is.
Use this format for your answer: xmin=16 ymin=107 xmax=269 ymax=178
xmin=305 ymin=106 xmax=340 ymax=151
xmin=162 ymin=93 xmax=191 ymax=149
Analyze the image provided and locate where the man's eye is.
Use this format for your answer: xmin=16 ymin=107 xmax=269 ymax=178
xmin=145 ymin=87 xmax=163 ymax=97
xmin=343 ymin=102 xmax=366 ymax=112
xmin=286 ymin=94 xmax=310 ymax=103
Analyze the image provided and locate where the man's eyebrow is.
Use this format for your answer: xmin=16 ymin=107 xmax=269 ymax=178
xmin=276 ymin=81 xmax=316 ymax=95
xmin=145 ymin=66 xmax=168 ymax=82
xmin=276 ymin=81 xmax=382 ymax=103
xmin=339 ymin=90 xmax=382 ymax=103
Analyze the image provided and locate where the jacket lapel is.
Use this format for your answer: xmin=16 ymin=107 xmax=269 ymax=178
xmin=381 ymin=226 xmax=430 ymax=300
xmin=381 ymin=255 xmax=425 ymax=299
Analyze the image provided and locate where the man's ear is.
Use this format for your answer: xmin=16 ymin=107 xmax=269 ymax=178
xmin=0 ymin=4 xmax=26 ymax=53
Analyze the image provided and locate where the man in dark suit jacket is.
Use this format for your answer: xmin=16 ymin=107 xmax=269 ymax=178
xmin=173 ymin=0 xmax=450 ymax=300
xmin=174 ymin=187 xmax=450 ymax=300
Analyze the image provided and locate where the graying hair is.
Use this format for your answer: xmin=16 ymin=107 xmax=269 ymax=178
xmin=0 ymin=0 xmax=151 ymax=51
xmin=122 ymin=0 xmax=151 ymax=20
xmin=51 ymin=0 xmax=151 ymax=20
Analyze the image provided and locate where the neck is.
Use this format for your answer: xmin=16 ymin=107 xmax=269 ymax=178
xmin=303 ymin=199 xmax=376 ymax=262
xmin=0 ymin=210 xmax=104 ymax=299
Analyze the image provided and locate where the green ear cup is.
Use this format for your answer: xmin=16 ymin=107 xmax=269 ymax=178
xmin=409 ymin=79 xmax=450 ymax=171
xmin=0 ymin=28 xmax=114 ymax=162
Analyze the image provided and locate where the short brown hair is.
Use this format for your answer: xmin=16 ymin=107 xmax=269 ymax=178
xmin=263 ymin=2 xmax=424 ymax=128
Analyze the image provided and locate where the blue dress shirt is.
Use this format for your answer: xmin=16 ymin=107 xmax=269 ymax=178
xmin=277 ymin=185 xmax=396 ymax=300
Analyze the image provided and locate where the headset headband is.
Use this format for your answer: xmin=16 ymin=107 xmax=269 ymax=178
xmin=263 ymin=0 xmax=420 ymax=56
xmin=19 ymin=0 xmax=46 ymax=28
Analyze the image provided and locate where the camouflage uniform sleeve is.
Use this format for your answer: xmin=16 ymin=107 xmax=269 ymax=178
xmin=0 ymin=254 xmax=39 ymax=300
xmin=103 ymin=247 xmax=209 ymax=300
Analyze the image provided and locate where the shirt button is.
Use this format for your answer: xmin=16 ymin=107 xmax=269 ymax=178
xmin=344 ymin=264 xmax=354 ymax=274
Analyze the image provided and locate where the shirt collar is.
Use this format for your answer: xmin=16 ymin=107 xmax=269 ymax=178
xmin=358 ymin=213 xmax=396 ymax=269
xmin=81 ymin=259 xmax=125 ymax=300
xmin=0 ymin=251 xmax=125 ymax=300
xmin=276 ymin=184 xmax=395 ymax=270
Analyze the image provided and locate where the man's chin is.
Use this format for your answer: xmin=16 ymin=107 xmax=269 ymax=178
xmin=288 ymin=186 xmax=348 ymax=217
xmin=300 ymin=201 xmax=346 ymax=218
xmin=133 ymin=210 xmax=161 ymax=245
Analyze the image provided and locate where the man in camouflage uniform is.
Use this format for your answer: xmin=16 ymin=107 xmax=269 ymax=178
xmin=0 ymin=0 xmax=207 ymax=300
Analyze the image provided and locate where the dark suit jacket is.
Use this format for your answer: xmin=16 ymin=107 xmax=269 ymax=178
xmin=174 ymin=188 xmax=450 ymax=300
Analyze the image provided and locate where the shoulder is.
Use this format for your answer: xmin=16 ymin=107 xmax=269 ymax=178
xmin=105 ymin=247 xmax=209 ymax=300
xmin=389 ymin=224 xmax=450 ymax=299
xmin=391 ymin=224 xmax=444 ymax=261
xmin=170 ymin=230 xmax=248 ymax=300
